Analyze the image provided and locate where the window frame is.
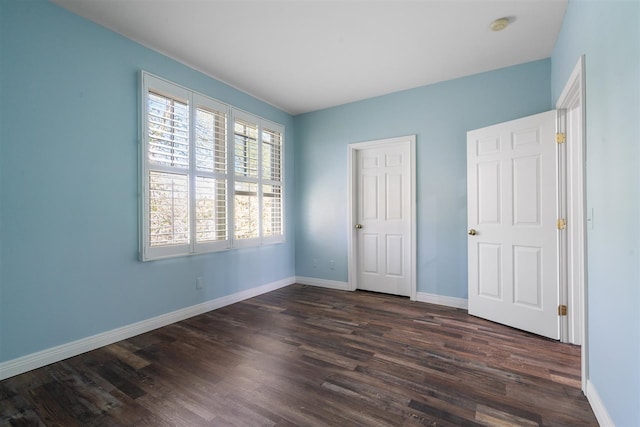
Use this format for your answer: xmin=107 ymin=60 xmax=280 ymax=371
xmin=139 ymin=71 xmax=285 ymax=261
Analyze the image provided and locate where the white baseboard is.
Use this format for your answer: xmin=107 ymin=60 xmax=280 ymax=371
xmin=0 ymin=276 xmax=295 ymax=381
xmin=586 ymin=380 xmax=615 ymax=426
xmin=416 ymin=292 xmax=468 ymax=310
xmin=295 ymin=276 xmax=351 ymax=291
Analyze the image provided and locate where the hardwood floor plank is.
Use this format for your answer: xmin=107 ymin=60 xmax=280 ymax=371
xmin=103 ymin=343 xmax=151 ymax=371
xmin=26 ymin=383 xmax=83 ymax=427
xmin=95 ymin=362 xmax=147 ymax=401
xmin=0 ymin=284 xmax=597 ymax=426
xmin=475 ymin=404 xmax=541 ymax=427
xmin=408 ymin=399 xmax=483 ymax=427
xmin=0 ymin=385 xmax=46 ymax=426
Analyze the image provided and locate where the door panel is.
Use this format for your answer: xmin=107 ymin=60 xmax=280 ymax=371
xmin=355 ymin=140 xmax=412 ymax=297
xmin=477 ymin=161 xmax=501 ymax=224
xmin=513 ymin=245 xmax=542 ymax=307
xmin=362 ymin=175 xmax=378 ymax=220
xmin=386 ymin=234 xmax=404 ymax=276
xmin=513 ymin=156 xmax=541 ymax=225
xmin=362 ymin=234 xmax=379 ymax=273
xmin=386 ymin=174 xmax=403 ymax=219
xmin=478 ymin=243 xmax=501 ymax=298
xmin=467 ymin=110 xmax=559 ymax=340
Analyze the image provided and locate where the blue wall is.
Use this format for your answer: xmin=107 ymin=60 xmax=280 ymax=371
xmin=294 ymin=60 xmax=551 ymax=298
xmin=0 ymin=0 xmax=295 ymax=362
xmin=551 ymin=1 xmax=640 ymax=425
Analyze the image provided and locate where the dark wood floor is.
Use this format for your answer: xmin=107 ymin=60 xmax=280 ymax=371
xmin=1 ymin=284 xmax=597 ymax=426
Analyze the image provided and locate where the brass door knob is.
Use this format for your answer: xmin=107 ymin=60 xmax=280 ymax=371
xmin=355 ymin=224 xmax=363 ymax=229
xmin=468 ymin=229 xmax=477 ymax=236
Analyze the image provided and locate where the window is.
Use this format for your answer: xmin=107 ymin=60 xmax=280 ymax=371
xmin=140 ymin=72 xmax=284 ymax=260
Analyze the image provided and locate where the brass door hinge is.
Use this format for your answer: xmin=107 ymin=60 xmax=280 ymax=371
xmin=556 ymin=132 xmax=566 ymax=144
xmin=558 ymin=305 xmax=568 ymax=316
xmin=557 ymin=218 xmax=567 ymax=230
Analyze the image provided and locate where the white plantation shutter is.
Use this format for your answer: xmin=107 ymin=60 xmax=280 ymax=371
xmin=233 ymin=114 xmax=259 ymax=243
xmin=231 ymin=115 xmax=285 ymax=246
xmin=194 ymin=96 xmax=229 ymax=251
xmin=148 ymin=171 xmax=189 ymax=246
xmin=146 ymin=90 xmax=190 ymax=234
xmin=195 ymin=177 xmax=226 ymax=242
xmin=262 ymin=184 xmax=282 ymax=237
xmin=262 ymin=127 xmax=282 ymax=181
xmin=261 ymin=125 xmax=283 ymax=241
xmin=142 ymin=76 xmax=194 ymax=259
xmin=140 ymin=72 xmax=284 ymax=260
xmin=147 ymin=92 xmax=189 ymax=168
xmin=234 ymin=118 xmax=259 ymax=178
xmin=195 ymin=106 xmax=227 ymax=174
xmin=231 ymin=115 xmax=283 ymax=245
xmin=234 ymin=181 xmax=259 ymax=240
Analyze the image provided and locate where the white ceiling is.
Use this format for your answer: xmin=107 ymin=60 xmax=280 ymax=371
xmin=51 ymin=0 xmax=568 ymax=115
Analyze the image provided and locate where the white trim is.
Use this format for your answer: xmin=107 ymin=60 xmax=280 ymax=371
xmin=556 ymin=107 xmax=569 ymax=343
xmin=586 ymin=380 xmax=615 ymax=427
xmin=347 ymin=135 xmax=417 ymax=300
xmin=416 ymin=292 xmax=468 ymax=310
xmin=556 ymin=55 xmax=588 ymax=391
xmin=557 ymin=55 xmax=585 ymax=108
xmin=347 ymin=145 xmax=358 ymax=291
xmin=0 ymin=277 xmax=295 ymax=381
xmin=295 ymin=276 xmax=350 ymax=291
xmin=409 ymin=140 xmax=417 ymax=301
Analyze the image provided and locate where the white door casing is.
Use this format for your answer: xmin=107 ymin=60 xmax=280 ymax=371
xmin=556 ymin=54 xmax=587 ymax=390
xmin=348 ymin=135 xmax=416 ymax=299
xmin=467 ymin=111 xmax=559 ymax=340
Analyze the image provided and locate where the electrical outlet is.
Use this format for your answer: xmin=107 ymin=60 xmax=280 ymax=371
xmin=313 ymin=258 xmax=318 ymax=268
xmin=196 ymin=277 xmax=204 ymax=290
xmin=329 ymin=260 xmax=335 ymax=270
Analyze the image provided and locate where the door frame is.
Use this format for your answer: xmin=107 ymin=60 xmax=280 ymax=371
xmin=556 ymin=55 xmax=587 ymax=391
xmin=347 ymin=135 xmax=417 ymax=300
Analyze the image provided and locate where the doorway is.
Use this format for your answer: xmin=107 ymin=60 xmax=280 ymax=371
xmin=347 ymin=135 xmax=416 ymax=300
xmin=467 ymin=55 xmax=587 ymax=390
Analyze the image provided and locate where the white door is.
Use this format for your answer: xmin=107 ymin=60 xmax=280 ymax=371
xmin=467 ymin=111 xmax=559 ymax=339
xmin=351 ymin=136 xmax=414 ymax=297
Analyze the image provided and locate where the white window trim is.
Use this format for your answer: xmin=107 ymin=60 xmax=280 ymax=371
xmin=139 ymin=71 xmax=285 ymax=261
